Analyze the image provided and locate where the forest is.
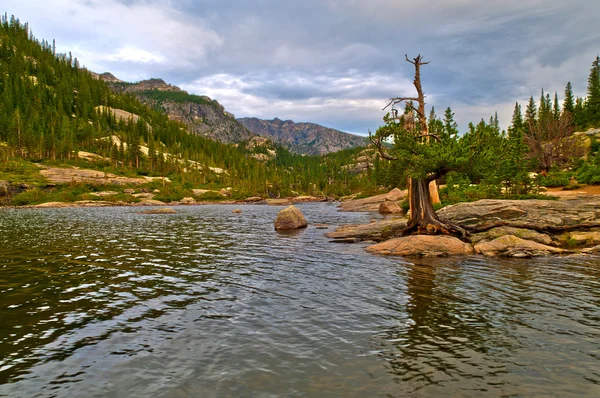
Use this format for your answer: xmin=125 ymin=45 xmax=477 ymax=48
xmin=1 ymin=14 xmax=599 ymax=207
xmin=0 ymin=15 xmax=374 ymax=204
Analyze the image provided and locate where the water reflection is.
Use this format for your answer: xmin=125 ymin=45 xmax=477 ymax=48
xmin=1 ymin=206 xmax=600 ymax=397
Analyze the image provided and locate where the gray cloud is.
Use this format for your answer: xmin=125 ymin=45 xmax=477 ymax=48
xmin=7 ymin=0 xmax=600 ymax=134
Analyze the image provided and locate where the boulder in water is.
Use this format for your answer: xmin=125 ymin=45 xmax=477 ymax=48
xmin=275 ymin=205 xmax=308 ymax=230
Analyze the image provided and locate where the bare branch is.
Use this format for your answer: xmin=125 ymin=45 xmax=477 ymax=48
xmin=419 ymin=134 xmax=441 ymax=142
xmin=368 ymin=130 xmax=398 ymax=161
xmin=382 ymin=97 xmax=420 ymax=111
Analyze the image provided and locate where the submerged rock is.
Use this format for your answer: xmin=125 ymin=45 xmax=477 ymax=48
xmin=474 ymin=235 xmax=565 ymax=257
xmin=232 ymin=209 xmax=242 ymax=214
xmin=275 ymin=205 xmax=307 ymax=230
xmin=138 ymin=208 xmax=177 ymax=214
xmin=366 ymin=235 xmax=474 ymax=257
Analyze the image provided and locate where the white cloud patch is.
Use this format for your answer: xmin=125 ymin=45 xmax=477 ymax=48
xmin=8 ymin=0 xmax=600 ymax=134
xmin=10 ymin=0 xmax=223 ymax=80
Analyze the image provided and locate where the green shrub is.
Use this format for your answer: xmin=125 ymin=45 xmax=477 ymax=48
xmin=194 ymin=191 xmax=227 ymax=201
xmin=538 ymin=171 xmax=574 ymax=187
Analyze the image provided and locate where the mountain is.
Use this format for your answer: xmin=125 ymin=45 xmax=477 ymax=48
xmin=99 ymin=76 xmax=255 ymax=143
xmin=238 ymin=117 xmax=368 ymax=155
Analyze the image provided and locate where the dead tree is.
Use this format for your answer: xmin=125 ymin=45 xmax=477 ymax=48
xmin=370 ymin=55 xmax=466 ymax=239
xmin=525 ymin=112 xmax=578 ymax=172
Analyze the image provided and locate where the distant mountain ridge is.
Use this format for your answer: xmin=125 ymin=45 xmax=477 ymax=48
xmin=94 ymin=73 xmax=368 ymax=154
xmin=95 ymin=75 xmax=255 ymax=143
xmin=238 ymin=117 xmax=368 ymax=155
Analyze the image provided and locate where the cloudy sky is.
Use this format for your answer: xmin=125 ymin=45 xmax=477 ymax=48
xmin=7 ymin=0 xmax=600 ymax=134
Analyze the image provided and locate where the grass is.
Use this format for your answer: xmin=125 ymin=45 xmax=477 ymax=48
xmin=0 ymin=159 xmax=47 ymax=185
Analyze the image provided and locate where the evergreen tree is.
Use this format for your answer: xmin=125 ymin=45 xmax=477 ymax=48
xmin=525 ymin=96 xmax=537 ymax=134
xmin=586 ymin=55 xmax=600 ymax=127
xmin=442 ymin=107 xmax=459 ymax=137
xmin=563 ymin=81 xmax=575 ymax=115
xmin=574 ymin=97 xmax=587 ymax=129
xmin=553 ymin=92 xmax=560 ymax=120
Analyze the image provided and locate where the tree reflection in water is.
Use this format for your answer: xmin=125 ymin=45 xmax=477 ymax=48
xmin=376 ymin=258 xmax=514 ymax=394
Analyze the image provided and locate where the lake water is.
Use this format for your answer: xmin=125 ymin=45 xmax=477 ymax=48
xmin=1 ymin=203 xmax=599 ymax=397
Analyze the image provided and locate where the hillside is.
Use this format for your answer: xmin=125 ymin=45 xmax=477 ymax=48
xmin=103 ymin=77 xmax=254 ymax=143
xmin=238 ymin=117 xmax=369 ymax=155
xmin=0 ymin=16 xmax=380 ymax=205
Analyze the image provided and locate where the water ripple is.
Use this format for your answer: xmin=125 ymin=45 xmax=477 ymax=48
xmin=1 ymin=204 xmax=599 ymax=397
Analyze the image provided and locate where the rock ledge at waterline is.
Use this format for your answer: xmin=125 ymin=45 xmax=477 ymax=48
xmin=330 ymin=197 xmax=600 ymax=258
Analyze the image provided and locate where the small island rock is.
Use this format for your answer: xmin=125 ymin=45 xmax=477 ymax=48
xmin=366 ymin=235 xmax=474 ymax=257
xmin=275 ymin=205 xmax=308 ymax=230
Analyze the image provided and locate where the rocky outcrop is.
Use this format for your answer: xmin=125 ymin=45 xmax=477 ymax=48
xmin=266 ymin=199 xmax=292 ymax=206
xmin=179 ymin=197 xmax=196 ymax=204
xmin=107 ymin=78 xmax=254 ymax=143
xmin=474 ymin=235 xmax=566 ymax=257
xmin=274 ymin=205 xmax=308 ymax=230
xmin=471 ymin=226 xmax=554 ymax=246
xmin=330 ymin=197 xmax=600 ymax=257
xmin=366 ymin=235 xmax=474 ymax=257
xmin=437 ymin=198 xmax=600 ymax=226
xmin=39 ymin=166 xmax=171 ymax=186
xmin=379 ymin=201 xmax=403 ymax=214
xmin=238 ymin=117 xmax=368 ymax=155
xmin=338 ymin=188 xmax=407 ymax=212
xmin=326 ymin=218 xmax=407 ymax=242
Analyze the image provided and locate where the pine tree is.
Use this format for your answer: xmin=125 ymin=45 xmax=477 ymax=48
xmin=563 ymin=82 xmax=575 ymax=115
xmin=525 ymin=96 xmax=537 ymax=134
xmin=553 ymin=92 xmax=560 ymax=120
xmin=586 ymin=55 xmax=600 ymax=127
xmin=574 ymin=97 xmax=587 ymax=128
xmin=442 ymin=107 xmax=459 ymax=137
xmin=510 ymin=102 xmax=524 ymax=133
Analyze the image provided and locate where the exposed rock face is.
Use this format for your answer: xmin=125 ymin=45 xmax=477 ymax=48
xmin=379 ymin=201 xmax=404 ymax=214
xmin=107 ymin=78 xmax=254 ymax=143
xmin=474 ymin=235 xmax=565 ymax=257
xmin=238 ymin=117 xmax=368 ymax=155
xmin=138 ymin=208 xmax=177 ymax=214
xmin=274 ymin=205 xmax=308 ymax=230
xmin=471 ymin=226 xmax=554 ymax=246
xmin=385 ymin=188 xmax=405 ymax=201
xmin=292 ymin=196 xmax=321 ymax=203
xmin=266 ymin=199 xmax=292 ymax=206
xmin=326 ymin=218 xmax=407 ymax=242
xmin=179 ymin=197 xmax=196 ymax=204
xmin=339 ymin=188 xmax=407 ymax=212
xmin=39 ymin=166 xmax=171 ymax=186
xmin=437 ymin=198 xmax=600 ymax=226
xmin=0 ymin=180 xmax=9 ymax=197
xmin=366 ymin=235 xmax=474 ymax=257
xmin=558 ymin=231 xmax=600 ymax=247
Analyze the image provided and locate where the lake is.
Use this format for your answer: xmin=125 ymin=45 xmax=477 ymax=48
xmin=1 ymin=203 xmax=599 ymax=397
